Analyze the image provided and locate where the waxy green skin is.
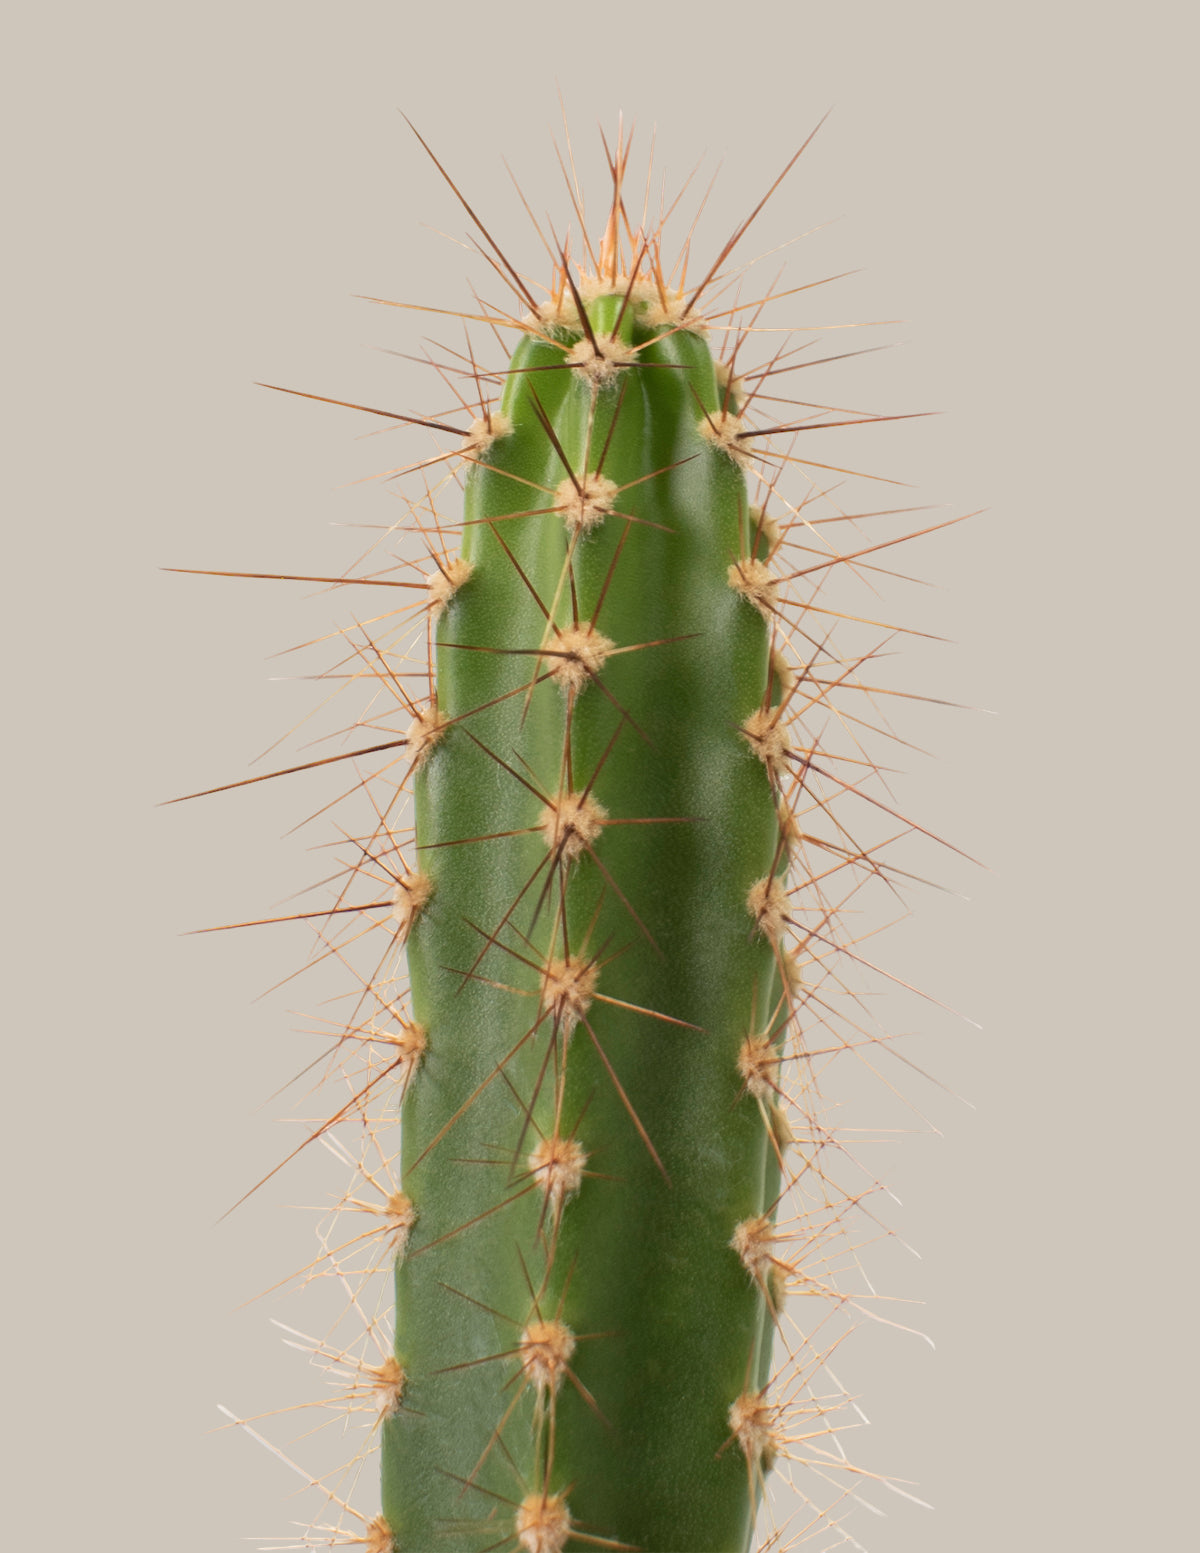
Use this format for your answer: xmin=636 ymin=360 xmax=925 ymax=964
xmin=383 ymin=294 xmax=784 ymax=1552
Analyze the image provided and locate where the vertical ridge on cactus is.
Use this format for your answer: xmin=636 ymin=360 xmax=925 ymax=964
xmin=182 ymin=117 xmax=962 ymax=1553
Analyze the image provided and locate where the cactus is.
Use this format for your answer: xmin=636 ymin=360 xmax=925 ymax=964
xmin=181 ymin=120 xmax=959 ymax=1553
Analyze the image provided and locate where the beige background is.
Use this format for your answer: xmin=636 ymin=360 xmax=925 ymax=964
xmin=6 ymin=2 xmax=1197 ymax=1548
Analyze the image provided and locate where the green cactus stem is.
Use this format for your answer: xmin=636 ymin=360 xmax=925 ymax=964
xmin=387 ymin=244 xmax=788 ymax=1548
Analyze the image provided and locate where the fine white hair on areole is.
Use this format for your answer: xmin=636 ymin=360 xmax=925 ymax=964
xmin=405 ymin=701 xmax=449 ymax=768
xmin=728 ymin=1390 xmax=782 ymax=1471
xmin=459 ymin=411 xmax=513 ymax=460
xmin=391 ymin=870 xmax=433 ymax=940
xmin=740 ymin=707 xmax=790 ymax=783
xmin=519 ymin=1319 xmax=576 ymax=1395
xmin=538 ymin=954 xmax=597 ymax=1036
xmin=528 ymin=1132 xmax=587 ymax=1210
xmin=427 ymin=555 xmax=472 ymax=619
xmin=565 ymin=333 xmax=637 ymax=385
xmin=554 ymin=471 xmax=618 ymax=533
xmin=365 ymin=1515 xmax=395 ymax=1553
xmin=698 ymin=408 xmax=753 ymax=466
xmin=746 ymin=875 xmax=788 ymax=943
xmin=538 ymin=790 xmax=607 ymax=861
xmin=545 ymin=622 xmax=614 ymax=692
xmin=728 ymin=556 xmax=779 ymax=619
xmin=370 ymin=1356 xmax=406 ymax=1420
xmin=515 ymin=1492 xmax=572 ymax=1553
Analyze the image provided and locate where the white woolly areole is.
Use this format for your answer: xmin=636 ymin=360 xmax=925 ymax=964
xmin=427 ymin=555 xmax=472 ymax=618
xmin=528 ymin=1133 xmax=587 ymax=1208
xmin=539 ymin=955 xmax=597 ymax=1036
xmin=728 ymin=557 xmax=779 ymax=619
xmin=459 ymin=411 xmax=512 ymax=459
xmin=538 ymin=790 xmax=607 ymax=861
xmin=406 ymin=702 xmax=448 ymax=768
xmin=565 ymin=332 xmax=637 ymax=385
xmin=546 ymin=622 xmax=614 ymax=692
xmin=365 ymin=1516 xmax=395 ymax=1553
xmin=698 ymin=409 xmax=752 ymax=467
xmin=747 ymin=875 xmax=788 ymax=943
xmin=737 ymin=1032 xmax=779 ymax=1100
xmin=731 ymin=1213 xmax=780 ymax=1281
xmin=382 ymin=1191 xmax=417 ymax=1256
xmin=373 ymin=1019 xmax=427 ymax=1081
xmin=370 ymin=1356 xmax=406 ymax=1419
xmin=554 ymin=472 xmax=619 ymax=534
xmin=740 ymin=708 xmax=789 ymax=782
xmin=729 ymin=1391 xmax=781 ymax=1470
xmin=516 ymin=1494 xmax=572 ymax=1553
xmin=391 ymin=871 xmax=433 ymax=939
xmin=519 ymin=1319 xmax=576 ymax=1394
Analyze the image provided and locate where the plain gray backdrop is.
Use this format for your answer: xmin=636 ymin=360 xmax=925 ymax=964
xmin=6 ymin=2 xmax=1197 ymax=1548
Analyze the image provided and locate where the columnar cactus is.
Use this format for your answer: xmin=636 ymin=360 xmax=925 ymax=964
xmin=184 ymin=123 xmax=956 ymax=1553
